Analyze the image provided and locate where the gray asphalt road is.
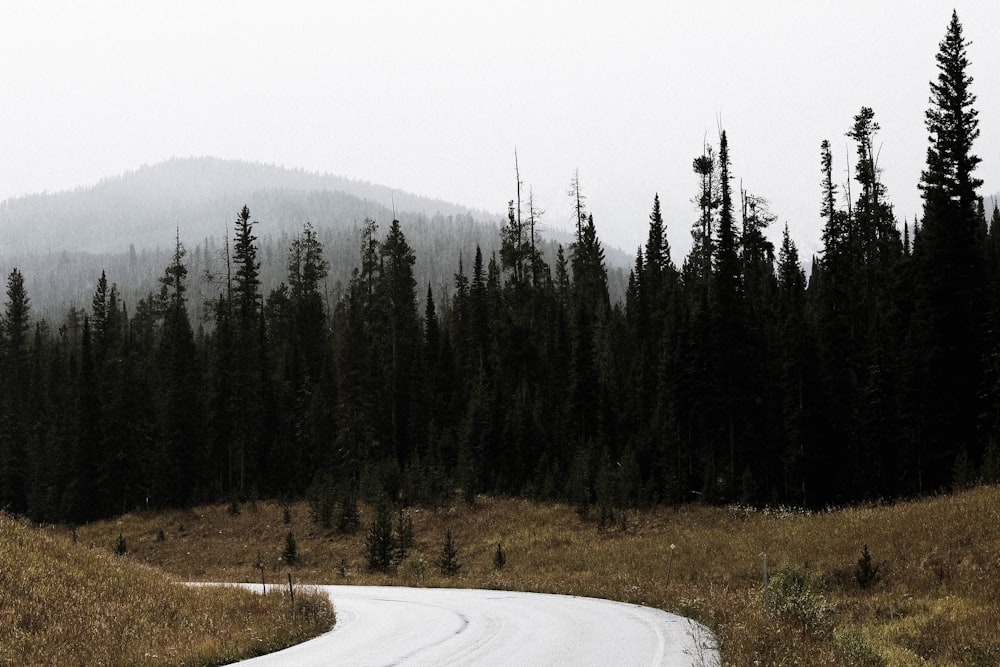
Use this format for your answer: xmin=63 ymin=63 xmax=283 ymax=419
xmin=230 ymin=585 xmax=719 ymax=666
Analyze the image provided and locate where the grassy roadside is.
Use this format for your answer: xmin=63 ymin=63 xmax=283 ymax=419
xmin=0 ymin=513 xmax=334 ymax=667
xmin=75 ymin=486 xmax=1000 ymax=666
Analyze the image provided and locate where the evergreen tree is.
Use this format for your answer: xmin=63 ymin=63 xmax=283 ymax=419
xmin=439 ymin=528 xmax=461 ymax=576
xmin=376 ymin=219 xmax=421 ymax=465
xmin=712 ymin=131 xmax=744 ymax=494
xmin=493 ymin=541 xmax=507 ymax=570
xmin=777 ymin=226 xmax=812 ymax=503
xmin=0 ymin=269 xmax=31 ymax=513
xmin=365 ymin=500 xmax=394 ymax=571
xmin=287 ymin=222 xmax=330 ymax=382
xmin=910 ymin=11 xmax=985 ymax=492
xmin=155 ymin=234 xmax=202 ymax=505
xmin=270 ymin=223 xmax=331 ymax=492
xmin=282 ymin=531 xmax=298 ymax=565
xmin=230 ymin=205 xmax=269 ymax=496
xmin=643 ymin=193 xmax=673 ymax=300
xmin=65 ymin=315 xmax=103 ymax=522
xmin=690 ymin=144 xmax=717 ymax=297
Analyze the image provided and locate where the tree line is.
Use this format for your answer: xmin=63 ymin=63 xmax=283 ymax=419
xmin=0 ymin=12 xmax=996 ymax=523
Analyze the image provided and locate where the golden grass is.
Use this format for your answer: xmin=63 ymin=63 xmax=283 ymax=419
xmin=74 ymin=486 xmax=1000 ymax=666
xmin=1 ymin=513 xmax=334 ymax=667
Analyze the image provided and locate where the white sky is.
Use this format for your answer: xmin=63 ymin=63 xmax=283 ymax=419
xmin=1 ymin=1 xmax=998 ymax=261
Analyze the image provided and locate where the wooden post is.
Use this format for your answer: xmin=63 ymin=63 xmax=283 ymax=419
xmin=257 ymin=553 xmax=265 ymax=595
xmin=287 ymin=568 xmax=294 ymax=605
xmin=761 ymin=552 xmax=769 ymax=620
xmin=666 ymin=544 xmax=676 ymax=587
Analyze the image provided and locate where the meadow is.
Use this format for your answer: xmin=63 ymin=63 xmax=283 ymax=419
xmin=73 ymin=486 xmax=1000 ymax=666
xmin=0 ymin=513 xmax=334 ymax=666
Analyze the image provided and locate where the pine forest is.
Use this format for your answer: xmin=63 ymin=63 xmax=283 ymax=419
xmin=2 ymin=13 xmax=998 ymax=525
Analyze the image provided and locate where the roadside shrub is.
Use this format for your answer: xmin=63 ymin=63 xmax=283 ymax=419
xmin=397 ymin=553 xmax=429 ymax=580
xmin=768 ymin=564 xmax=834 ymax=634
xmin=834 ymin=628 xmax=885 ymax=666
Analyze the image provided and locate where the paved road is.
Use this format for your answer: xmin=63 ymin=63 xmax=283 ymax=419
xmin=231 ymin=585 xmax=719 ymax=666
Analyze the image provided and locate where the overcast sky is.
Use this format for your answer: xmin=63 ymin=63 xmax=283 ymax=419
xmin=1 ymin=1 xmax=998 ymax=261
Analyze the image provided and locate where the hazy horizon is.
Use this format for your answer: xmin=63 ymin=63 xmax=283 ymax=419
xmin=2 ymin=1 xmax=998 ymax=261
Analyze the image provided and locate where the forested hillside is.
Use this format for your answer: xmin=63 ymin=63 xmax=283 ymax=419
xmin=0 ymin=157 xmax=631 ymax=323
xmin=0 ymin=13 xmax=996 ymax=523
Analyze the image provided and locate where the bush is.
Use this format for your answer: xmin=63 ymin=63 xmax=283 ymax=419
xmin=114 ymin=532 xmax=127 ymax=556
xmin=768 ymin=564 xmax=834 ymax=634
xmin=397 ymin=553 xmax=429 ymax=580
xmin=439 ymin=529 xmax=461 ymax=576
xmin=834 ymin=628 xmax=885 ymax=666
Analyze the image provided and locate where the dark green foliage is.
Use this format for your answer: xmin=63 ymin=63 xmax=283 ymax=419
xmin=855 ymin=545 xmax=880 ymax=589
xmin=337 ymin=490 xmax=361 ymax=534
xmin=908 ymin=12 xmax=986 ymax=495
xmin=0 ymin=12 xmax=994 ymax=525
xmin=114 ymin=532 xmax=127 ymax=557
xmin=365 ymin=501 xmax=394 ymax=571
xmin=307 ymin=475 xmax=336 ymax=529
xmin=0 ymin=269 xmax=31 ymax=514
xmin=769 ymin=565 xmax=834 ymax=633
xmin=493 ymin=542 xmax=507 ymax=570
xmin=439 ymin=529 xmax=461 ymax=576
xmin=282 ymin=531 xmax=298 ymax=565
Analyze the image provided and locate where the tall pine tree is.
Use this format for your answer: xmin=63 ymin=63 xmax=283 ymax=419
xmin=910 ymin=11 xmax=985 ymax=492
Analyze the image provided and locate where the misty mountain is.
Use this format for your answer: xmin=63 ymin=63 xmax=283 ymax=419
xmin=0 ymin=157 xmax=502 ymax=255
xmin=0 ymin=157 xmax=629 ymax=320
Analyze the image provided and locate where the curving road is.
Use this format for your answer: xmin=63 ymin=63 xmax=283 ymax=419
xmin=231 ymin=585 xmax=719 ymax=666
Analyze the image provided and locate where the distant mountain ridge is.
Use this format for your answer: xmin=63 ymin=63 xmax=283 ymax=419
xmin=0 ymin=157 xmax=500 ymax=255
xmin=0 ymin=157 xmax=631 ymax=320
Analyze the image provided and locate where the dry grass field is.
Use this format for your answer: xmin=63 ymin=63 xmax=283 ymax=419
xmin=0 ymin=513 xmax=334 ymax=667
xmin=74 ymin=486 xmax=1000 ymax=666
